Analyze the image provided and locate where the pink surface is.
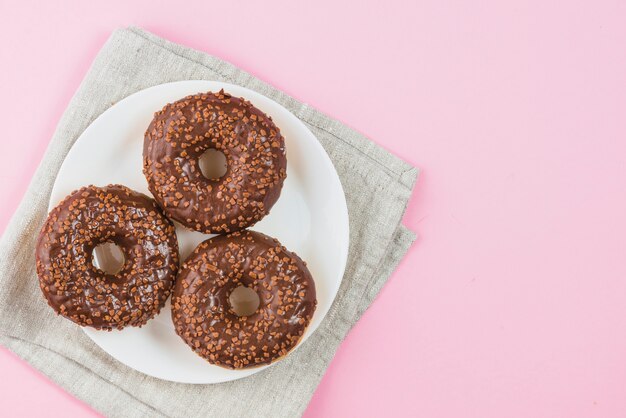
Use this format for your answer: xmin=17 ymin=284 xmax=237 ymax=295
xmin=1 ymin=0 xmax=626 ymax=417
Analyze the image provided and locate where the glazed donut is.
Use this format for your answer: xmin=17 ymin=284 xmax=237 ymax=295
xmin=171 ymin=230 xmax=316 ymax=369
xmin=35 ymin=185 xmax=179 ymax=330
xmin=143 ymin=90 xmax=287 ymax=234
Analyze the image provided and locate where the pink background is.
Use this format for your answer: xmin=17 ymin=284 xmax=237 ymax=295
xmin=1 ymin=1 xmax=626 ymax=417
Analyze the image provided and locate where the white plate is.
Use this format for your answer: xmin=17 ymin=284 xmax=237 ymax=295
xmin=48 ymin=81 xmax=349 ymax=383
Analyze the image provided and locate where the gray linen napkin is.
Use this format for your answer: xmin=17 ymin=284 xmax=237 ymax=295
xmin=0 ymin=27 xmax=417 ymax=418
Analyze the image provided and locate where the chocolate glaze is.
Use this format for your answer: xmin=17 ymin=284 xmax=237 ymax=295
xmin=143 ymin=90 xmax=287 ymax=234
xmin=35 ymin=185 xmax=179 ymax=330
xmin=171 ymin=230 xmax=317 ymax=369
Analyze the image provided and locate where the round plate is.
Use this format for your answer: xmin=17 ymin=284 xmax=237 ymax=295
xmin=48 ymin=80 xmax=349 ymax=383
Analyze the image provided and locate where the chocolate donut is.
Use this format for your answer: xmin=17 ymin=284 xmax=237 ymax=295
xmin=172 ymin=230 xmax=316 ymax=369
xmin=143 ymin=90 xmax=287 ymax=234
xmin=35 ymin=185 xmax=179 ymax=330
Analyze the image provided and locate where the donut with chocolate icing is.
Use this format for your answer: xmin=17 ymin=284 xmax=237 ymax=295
xmin=35 ymin=185 xmax=179 ymax=330
xmin=171 ymin=230 xmax=316 ymax=369
xmin=143 ymin=90 xmax=287 ymax=234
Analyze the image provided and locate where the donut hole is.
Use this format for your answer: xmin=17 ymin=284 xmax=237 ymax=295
xmin=199 ymin=148 xmax=228 ymax=180
xmin=229 ymin=285 xmax=260 ymax=317
xmin=92 ymin=242 xmax=125 ymax=275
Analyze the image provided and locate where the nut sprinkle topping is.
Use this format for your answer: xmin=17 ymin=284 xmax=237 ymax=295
xmin=143 ymin=90 xmax=287 ymax=234
xmin=35 ymin=185 xmax=179 ymax=330
xmin=171 ymin=230 xmax=317 ymax=369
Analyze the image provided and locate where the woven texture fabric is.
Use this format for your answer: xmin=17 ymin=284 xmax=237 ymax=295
xmin=0 ymin=27 xmax=417 ymax=417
